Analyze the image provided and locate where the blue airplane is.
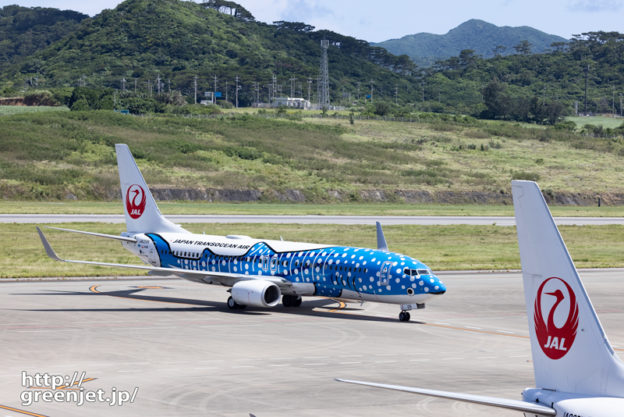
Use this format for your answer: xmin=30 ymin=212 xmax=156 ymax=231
xmin=37 ymin=144 xmax=446 ymax=321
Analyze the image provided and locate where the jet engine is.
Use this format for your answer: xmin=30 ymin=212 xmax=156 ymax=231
xmin=231 ymin=280 xmax=281 ymax=308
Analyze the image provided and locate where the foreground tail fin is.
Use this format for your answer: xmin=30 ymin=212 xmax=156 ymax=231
xmin=511 ymin=180 xmax=624 ymax=396
xmin=116 ymin=144 xmax=187 ymax=234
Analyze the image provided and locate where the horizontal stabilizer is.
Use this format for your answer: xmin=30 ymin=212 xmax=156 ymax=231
xmin=335 ymin=379 xmax=555 ymax=416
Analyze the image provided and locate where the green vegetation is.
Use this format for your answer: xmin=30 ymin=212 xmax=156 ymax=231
xmin=2 ymin=110 xmax=624 ymax=202
xmin=0 ymin=5 xmax=87 ymax=76
xmin=1 ymin=0 xmax=415 ymax=106
xmin=375 ymin=19 xmax=566 ymax=67
xmin=421 ymin=32 xmax=624 ymax=120
xmin=0 ymin=105 xmax=68 ymax=115
xmin=567 ymin=116 xmax=624 ymax=129
xmin=4 ymin=223 xmax=624 ymax=278
xmin=2 ymin=200 xmax=622 ymax=217
xmin=1 ymin=1 xmax=623 ymax=126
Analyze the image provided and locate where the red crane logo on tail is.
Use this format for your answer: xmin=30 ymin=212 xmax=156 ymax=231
xmin=534 ymin=277 xmax=579 ymax=360
xmin=125 ymin=184 xmax=146 ymax=219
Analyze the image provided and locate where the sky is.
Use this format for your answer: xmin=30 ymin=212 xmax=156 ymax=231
xmin=1 ymin=0 xmax=622 ymax=42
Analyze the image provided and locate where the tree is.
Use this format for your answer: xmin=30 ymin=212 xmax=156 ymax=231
xmin=482 ymin=79 xmax=508 ymax=119
xmin=514 ymin=40 xmax=532 ymax=55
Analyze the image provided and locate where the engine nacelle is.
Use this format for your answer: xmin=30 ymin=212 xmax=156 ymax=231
xmin=231 ymin=280 xmax=281 ymax=308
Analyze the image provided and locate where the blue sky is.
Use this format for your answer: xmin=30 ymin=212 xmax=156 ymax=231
xmin=1 ymin=0 xmax=622 ymax=42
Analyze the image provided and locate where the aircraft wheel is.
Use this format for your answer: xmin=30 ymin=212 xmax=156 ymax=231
xmin=227 ymin=296 xmax=246 ymax=310
xmin=283 ymin=294 xmax=302 ymax=307
xmin=399 ymin=311 xmax=411 ymax=322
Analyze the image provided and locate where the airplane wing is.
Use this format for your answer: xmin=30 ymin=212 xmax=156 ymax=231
xmin=335 ymin=379 xmax=556 ymax=416
xmin=36 ymin=227 xmax=291 ymax=288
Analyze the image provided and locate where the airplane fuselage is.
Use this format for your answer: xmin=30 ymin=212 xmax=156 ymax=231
xmin=123 ymin=231 xmax=446 ymax=306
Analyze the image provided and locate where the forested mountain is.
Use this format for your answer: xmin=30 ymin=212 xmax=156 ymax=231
xmin=375 ymin=19 xmax=567 ymax=67
xmin=420 ymin=31 xmax=624 ymax=120
xmin=2 ymin=0 xmax=417 ymax=105
xmin=0 ymin=5 xmax=87 ymax=75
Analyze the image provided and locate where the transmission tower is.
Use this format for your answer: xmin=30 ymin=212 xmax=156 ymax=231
xmin=319 ymin=40 xmax=330 ymax=109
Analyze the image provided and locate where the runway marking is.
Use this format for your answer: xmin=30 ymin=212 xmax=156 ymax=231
xmin=0 ymin=405 xmax=47 ymax=417
xmin=339 ymin=361 xmax=361 ymax=365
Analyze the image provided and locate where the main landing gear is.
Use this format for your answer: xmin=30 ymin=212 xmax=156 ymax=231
xmin=282 ymin=294 xmax=302 ymax=307
xmin=227 ymin=296 xmax=246 ymax=310
xmin=399 ymin=311 xmax=411 ymax=322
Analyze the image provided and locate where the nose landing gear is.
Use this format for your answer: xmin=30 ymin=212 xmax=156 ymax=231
xmin=398 ymin=303 xmax=425 ymax=322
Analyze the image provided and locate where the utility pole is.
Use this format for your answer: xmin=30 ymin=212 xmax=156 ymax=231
xmin=213 ymin=75 xmax=218 ymax=104
xmin=290 ymin=77 xmax=295 ymax=98
xmin=370 ymin=80 xmax=374 ymax=103
xmin=307 ymin=78 xmax=312 ymax=102
xmin=121 ymin=78 xmax=126 ymax=92
xmin=319 ymin=40 xmax=330 ymax=109
xmin=271 ymin=74 xmax=277 ymax=102
xmin=584 ymin=63 xmax=589 ymax=114
xmin=225 ymin=81 xmax=229 ymax=102
xmin=156 ymin=74 xmax=161 ymax=95
xmin=395 ymin=85 xmax=398 ymax=105
xmin=194 ymin=75 xmax=198 ymax=104
xmin=235 ymin=75 xmax=239 ymax=108
xmin=134 ymin=78 xmax=137 ymax=94
xmin=254 ymin=81 xmax=260 ymax=106
xmin=357 ymin=82 xmax=361 ymax=101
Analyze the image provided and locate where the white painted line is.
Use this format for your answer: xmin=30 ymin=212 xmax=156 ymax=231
xmin=465 ymin=326 xmax=482 ymax=330
xmin=434 ymin=322 xmax=450 ymax=325
xmin=496 ymin=330 xmax=515 ymax=334
xmin=409 ymin=358 xmax=431 ymax=362
xmin=269 ymin=364 xmax=289 ymax=367
xmin=339 ymin=361 xmax=362 ymax=365
xmin=303 ymin=363 xmax=327 ymax=366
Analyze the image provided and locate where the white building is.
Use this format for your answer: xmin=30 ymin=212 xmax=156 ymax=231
xmin=271 ymin=97 xmax=311 ymax=110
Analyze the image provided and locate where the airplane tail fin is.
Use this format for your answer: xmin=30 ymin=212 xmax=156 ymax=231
xmin=512 ymin=180 xmax=624 ymax=396
xmin=116 ymin=144 xmax=188 ymax=234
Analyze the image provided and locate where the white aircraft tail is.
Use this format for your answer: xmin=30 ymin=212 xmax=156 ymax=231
xmin=116 ymin=144 xmax=188 ymax=234
xmin=512 ymin=180 xmax=624 ymax=396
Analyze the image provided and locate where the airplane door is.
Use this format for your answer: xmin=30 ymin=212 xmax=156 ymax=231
xmin=261 ymin=255 xmax=269 ymax=272
xmin=270 ymin=256 xmax=278 ymax=275
xmin=380 ymin=261 xmax=392 ymax=285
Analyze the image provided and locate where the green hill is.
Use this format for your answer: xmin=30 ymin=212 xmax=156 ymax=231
xmin=1 ymin=110 xmax=623 ymax=203
xmin=3 ymin=0 xmax=416 ymax=105
xmin=0 ymin=5 xmax=87 ymax=75
xmin=375 ymin=19 xmax=567 ymax=67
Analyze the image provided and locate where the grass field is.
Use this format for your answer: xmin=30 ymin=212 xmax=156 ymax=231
xmin=4 ymin=223 xmax=624 ymax=278
xmin=0 ymin=200 xmax=621 ymax=217
xmin=566 ymin=115 xmax=624 ymax=129
xmin=2 ymin=110 xmax=624 ymax=202
xmin=0 ymin=105 xmax=69 ymax=116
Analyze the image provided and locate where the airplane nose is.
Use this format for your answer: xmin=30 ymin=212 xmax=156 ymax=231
xmin=430 ymin=278 xmax=446 ymax=295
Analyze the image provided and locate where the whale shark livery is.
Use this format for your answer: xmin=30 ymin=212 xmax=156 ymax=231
xmin=337 ymin=180 xmax=624 ymax=415
xmin=37 ymin=144 xmax=446 ymax=321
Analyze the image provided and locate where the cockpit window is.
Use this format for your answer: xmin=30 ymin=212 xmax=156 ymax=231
xmin=418 ymin=269 xmax=431 ymax=275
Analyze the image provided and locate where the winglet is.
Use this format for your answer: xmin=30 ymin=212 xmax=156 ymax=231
xmin=36 ymin=227 xmax=63 ymax=262
xmin=376 ymin=222 xmax=388 ymax=252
